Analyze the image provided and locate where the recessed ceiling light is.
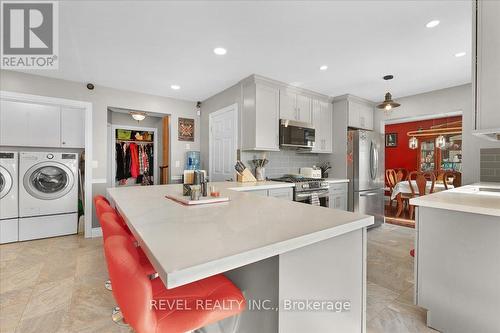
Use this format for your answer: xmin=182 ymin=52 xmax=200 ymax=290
xmin=319 ymin=65 xmax=328 ymax=71
xmin=454 ymin=52 xmax=466 ymax=57
xmin=426 ymin=20 xmax=440 ymax=28
xmin=213 ymin=47 xmax=227 ymax=55
xmin=170 ymin=84 xmax=180 ymax=90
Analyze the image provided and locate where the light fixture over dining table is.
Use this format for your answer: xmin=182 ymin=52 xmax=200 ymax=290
xmin=377 ymin=75 xmax=401 ymax=112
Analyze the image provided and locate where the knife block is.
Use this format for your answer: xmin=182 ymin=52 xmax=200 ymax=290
xmin=236 ymin=168 xmax=257 ymax=182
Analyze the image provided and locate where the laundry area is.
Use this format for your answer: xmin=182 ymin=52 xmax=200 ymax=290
xmin=0 ymin=98 xmax=87 ymax=243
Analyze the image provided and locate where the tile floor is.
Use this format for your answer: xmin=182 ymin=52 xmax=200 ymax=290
xmin=0 ymin=224 xmax=436 ymax=333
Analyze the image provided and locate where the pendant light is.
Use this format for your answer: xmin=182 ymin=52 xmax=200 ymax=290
xmin=377 ymin=75 xmax=401 ymax=112
xmin=409 ymin=136 xmax=418 ymax=149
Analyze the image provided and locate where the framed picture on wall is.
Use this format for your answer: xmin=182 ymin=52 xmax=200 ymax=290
xmin=178 ymin=118 xmax=194 ymax=141
xmin=385 ymin=133 xmax=398 ymax=147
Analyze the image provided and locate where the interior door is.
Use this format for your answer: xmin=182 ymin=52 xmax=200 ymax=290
xmin=209 ymin=106 xmax=237 ymax=182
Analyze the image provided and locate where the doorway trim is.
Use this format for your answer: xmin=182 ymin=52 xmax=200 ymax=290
xmin=0 ymin=90 xmax=94 ymax=238
xmin=208 ymin=103 xmax=238 ymax=181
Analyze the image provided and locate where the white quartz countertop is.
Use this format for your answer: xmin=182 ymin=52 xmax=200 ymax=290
xmin=409 ymin=182 xmax=500 ymax=217
xmin=225 ymin=180 xmax=294 ymax=191
xmin=325 ymin=178 xmax=350 ymax=184
xmin=107 ymin=182 xmax=373 ymax=288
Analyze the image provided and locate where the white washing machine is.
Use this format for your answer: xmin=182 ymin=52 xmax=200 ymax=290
xmin=0 ymin=152 xmax=19 ymax=244
xmin=19 ymin=152 xmax=78 ymax=241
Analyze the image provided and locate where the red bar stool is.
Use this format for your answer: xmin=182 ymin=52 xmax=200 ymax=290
xmin=100 ymin=211 xmax=157 ymax=287
xmin=105 ymin=235 xmax=246 ymax=333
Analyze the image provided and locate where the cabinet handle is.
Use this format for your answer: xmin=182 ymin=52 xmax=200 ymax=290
xmin=62 ymin=141 xmax=66 ymax=145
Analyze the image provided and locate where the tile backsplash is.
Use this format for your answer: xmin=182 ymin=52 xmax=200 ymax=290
xmin=239 ymin=148 xmax=320 ymax=179
xmin=480 ymin=148 xmax=500 ymax=182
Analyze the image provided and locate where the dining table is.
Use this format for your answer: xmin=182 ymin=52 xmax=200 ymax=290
xmin=392 ymin=180 xmax=453 ymax=218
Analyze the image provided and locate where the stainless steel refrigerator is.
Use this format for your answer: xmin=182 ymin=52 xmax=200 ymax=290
xmin=347 ymin=129 xmax=385 ymax=228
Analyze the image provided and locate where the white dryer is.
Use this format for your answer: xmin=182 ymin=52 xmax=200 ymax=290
xmin=0 ymin=152 xmax=19 ymax=244
xmin=19 ymin=152 xmax=78 ymax=240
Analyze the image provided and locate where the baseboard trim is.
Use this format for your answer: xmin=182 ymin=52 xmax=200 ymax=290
xmin=91 ymin=227 xmax=103 ymax=238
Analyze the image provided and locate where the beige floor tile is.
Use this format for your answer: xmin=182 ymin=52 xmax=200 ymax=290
xmin=0 ymin=260 xmax=43 ymax=294
xmin=0 ymin=288 xmax=33 ymax=333
xmin=21 ymin=277 xmax=74 ymax=321
xmin=366 ymin=282 xmax=399 ymax=322
xmin=15 ymin=309 xmax=66 ymax=333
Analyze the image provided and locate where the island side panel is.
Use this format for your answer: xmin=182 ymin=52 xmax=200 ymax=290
xmin=278 ymin=228 xmax=365 ymax=333
xmin=417 ymin=207 xmax=500 ymax=333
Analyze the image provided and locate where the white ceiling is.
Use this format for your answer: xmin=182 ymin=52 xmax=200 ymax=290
xmin=22 ymin=0 xmax=471 ymax=102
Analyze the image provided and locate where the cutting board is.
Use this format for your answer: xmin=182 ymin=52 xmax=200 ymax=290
xmin=165 ymin=193 xmax=230 ymax=205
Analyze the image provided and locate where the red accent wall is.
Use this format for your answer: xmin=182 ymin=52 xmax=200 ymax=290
xmin=385 ymin=116 xmax=462 ymax=173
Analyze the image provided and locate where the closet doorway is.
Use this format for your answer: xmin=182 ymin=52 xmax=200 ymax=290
xmin=108 ymin=108 xmax=170 ymax=187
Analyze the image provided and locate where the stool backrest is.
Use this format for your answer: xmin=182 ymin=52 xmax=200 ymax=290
xmin=93 ymin=195 xmax=109 ymax=206
xmin=95 ymin=199 xmax=115 ymax=220
xmin=100 ymin=212 xmax=130 ymax=241
xmin=105 ymin=235 xmax=157 ymax=333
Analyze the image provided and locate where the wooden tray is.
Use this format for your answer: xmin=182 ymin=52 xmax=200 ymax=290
xmin=165 ymin=193 xmax=230 ymax=205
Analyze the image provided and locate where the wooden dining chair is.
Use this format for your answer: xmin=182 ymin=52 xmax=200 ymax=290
xmin=385 ymin=169 xmax=397 ymax=208
xmin=408 ymin=171 xmax=436 ymax=219
xmin=395 ymin=168 xmax=409 ymax=182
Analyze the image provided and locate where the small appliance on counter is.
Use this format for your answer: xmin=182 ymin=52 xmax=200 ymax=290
xmin=299 ymin=167 xmax=322 ymax=179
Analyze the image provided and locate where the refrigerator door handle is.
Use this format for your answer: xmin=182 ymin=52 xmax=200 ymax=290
xmin=360 ymin=192 xmax=379 ymax=197
xmin=369 ymin=141 xmax=378 ymax=181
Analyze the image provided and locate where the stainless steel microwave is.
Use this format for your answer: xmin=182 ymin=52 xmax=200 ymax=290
xmin=279 ymin=119 xmax=315 ymax=149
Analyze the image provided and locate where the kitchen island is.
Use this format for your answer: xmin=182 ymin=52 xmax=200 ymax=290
xmin=410 ymin=183 xmax=500 ymax=333
xmin=107 ymin=182 xmax=373 ymax=333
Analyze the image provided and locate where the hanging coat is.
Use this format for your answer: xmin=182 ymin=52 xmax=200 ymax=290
xmin=129 ymin=143 xmax=140 ymax=178
xmin=115 ymin=143 xmax=125 ymax=181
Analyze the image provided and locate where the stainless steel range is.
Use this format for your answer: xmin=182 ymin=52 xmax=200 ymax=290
xmin=271 ymin=176 xmax=329 ymax=206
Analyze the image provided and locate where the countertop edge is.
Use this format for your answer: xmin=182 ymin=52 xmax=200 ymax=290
xmin=409 ymin=197 xmax=500 ymax=217
xmin=165 ymin=216 xmax=374 ymax=288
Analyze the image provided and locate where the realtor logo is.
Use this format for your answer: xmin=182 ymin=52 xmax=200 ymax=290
xmin=1 ymin=1 xmax=58 ymax=69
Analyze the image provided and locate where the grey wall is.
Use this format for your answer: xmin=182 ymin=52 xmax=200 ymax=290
xmin=1 ymin=70 xmax=200 ymax=229
xmin=373 ymin=83 xmax=498 ymax=185
xmin=0 ymin=70 xmax=200 ymax=182
xmin=200 ymin=82 xmax=241 ymax=171
xmin=240 ymin=149 xmax=320 ymax=179
xmin=480 ymin=148 xmax=500 ymax=183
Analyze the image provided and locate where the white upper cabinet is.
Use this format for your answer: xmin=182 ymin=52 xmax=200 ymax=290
xmin=0 ymin=100 xmax=85 ymax=148
xmin=334 ymin=95 xmax=374 ymax=131
xmin=0 ymin=100 xmax=61 ymax=147
xmin=279 ymin=90 xmax=312 ymax=123
xmin=280 ymin=90 xmax=297 ymax=120
xmin=241 ymin=80 xmax=280 ymax=151
xmin=296 ymin=94 xmax=312 ymax=123
xmin=312 ymin=99 xmax=332 ymax=153
xmin=61 ymin=107 xmax=85 ymax=148
xmin=474 ymin=0 xmax=500 ymax=131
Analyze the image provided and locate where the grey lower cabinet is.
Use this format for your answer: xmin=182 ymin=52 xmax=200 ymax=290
xmin=244 ymin=187 xmax=293 ymax=200
xmin=328 ymin=182 xmax=348 ymax=211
